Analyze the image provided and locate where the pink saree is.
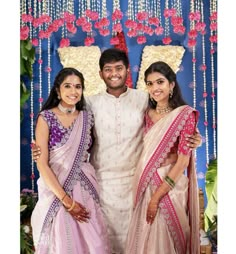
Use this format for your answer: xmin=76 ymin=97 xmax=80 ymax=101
xmin=125 ymin=105 xmax=200 ymax=254
xmin=31 ymin=110 xmax=110 ymax=254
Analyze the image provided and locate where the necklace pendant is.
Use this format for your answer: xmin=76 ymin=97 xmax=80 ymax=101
xmin=58 ymin=103 xmax=76 ymax=114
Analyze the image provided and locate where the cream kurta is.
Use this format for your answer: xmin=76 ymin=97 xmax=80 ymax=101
xmin=86 ymin=88 xmax=148 ymax=253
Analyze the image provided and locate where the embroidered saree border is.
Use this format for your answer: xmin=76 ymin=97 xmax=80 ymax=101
xmin=134 ymin=105 xmax=196 ymax=254
xmin=135 ymin=106 xmax=193 ymax=205
xmin=37 ymin=110 xmax=99 ymax=249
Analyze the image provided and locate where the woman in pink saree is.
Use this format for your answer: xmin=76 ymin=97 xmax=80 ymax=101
xmin=125 ymin=62 xmax=200 ymax=254
xmin=31 ymin=68 xmax=110 ymax=253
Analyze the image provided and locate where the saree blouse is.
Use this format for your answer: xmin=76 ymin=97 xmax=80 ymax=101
xmin=144 ymin=109 xmax=196 ymax=156
xmin=40 ymin=110 xmax=93 ymax=152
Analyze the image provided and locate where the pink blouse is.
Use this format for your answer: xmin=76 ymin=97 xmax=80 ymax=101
xmin=144 ymin=110 xmax=196 ymax=155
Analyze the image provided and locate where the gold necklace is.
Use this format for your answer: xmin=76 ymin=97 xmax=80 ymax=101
xmin=155 ymin=105 xmax=172 ymax=115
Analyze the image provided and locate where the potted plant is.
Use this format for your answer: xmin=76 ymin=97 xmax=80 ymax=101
xmin=20 ymin=189 xmax=38 ymax=254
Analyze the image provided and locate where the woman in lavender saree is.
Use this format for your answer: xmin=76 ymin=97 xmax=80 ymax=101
xmin=125 ymin=62 xmax=200 ymax=254
xmin=31 ymin=68 xmax=110 ymax=254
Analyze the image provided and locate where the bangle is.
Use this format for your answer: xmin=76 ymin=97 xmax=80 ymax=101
xmin=60 ymin=193 xmax=67 ymax=203
xmin=164 ymin=176 xmax=175 ymax=189
xmin=67 ymin=200 xmax=75 ymax=212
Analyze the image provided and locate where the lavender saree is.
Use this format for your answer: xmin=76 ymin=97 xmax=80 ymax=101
xmin=31 ymin=110 xmax=110 ymax=254
xmin=125 ymin=105 xmax=200 ymax=254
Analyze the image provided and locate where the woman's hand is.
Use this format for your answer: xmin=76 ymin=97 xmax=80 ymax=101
xmin=63 ymin=195 xmax=90 ymax=223
xmin=146 ymin=197 xmax=159 ymax=225
xmin=67 ymin=200 xmax=91 ymax=223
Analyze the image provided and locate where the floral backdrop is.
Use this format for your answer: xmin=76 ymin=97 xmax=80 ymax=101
xmin=20 ymin=0 xmax=217 ymax=206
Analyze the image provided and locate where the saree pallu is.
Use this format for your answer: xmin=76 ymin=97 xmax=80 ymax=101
xmin=125 ymin=105 xmax=200 ymax=254
xmin=31 ymin=110 xmax=110 ymax=254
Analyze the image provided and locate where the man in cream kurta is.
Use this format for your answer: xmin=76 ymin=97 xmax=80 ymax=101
xmin=86 ymin=88 xmax=148 ymax=253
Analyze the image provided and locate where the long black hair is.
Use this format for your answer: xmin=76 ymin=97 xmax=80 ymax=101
xmin=144 ymin=61 xmax=187 ymax=109
xmin=40 ymin=67 xmax=86 ymax=112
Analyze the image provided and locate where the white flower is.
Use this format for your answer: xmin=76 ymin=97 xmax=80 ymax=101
xmin=20 ymin=204 xmax=27 ymax=212
xmin=58 ymin=46 xmax=106 ymax=96
xmin=137 ymin=45 xmax=185 ymax=91
xmin=23 ymin=225 xmax=30 ymax=234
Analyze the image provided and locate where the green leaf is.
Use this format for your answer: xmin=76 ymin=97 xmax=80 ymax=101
xmin=20 ymin=39 xmax=35 ymax=122
xmin=205 ymin=159 xmax=217 ymax=202
xmin=204 ymin=159 xmax=217 ymax=232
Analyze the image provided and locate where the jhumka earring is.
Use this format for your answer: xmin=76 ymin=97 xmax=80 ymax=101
xmin=169 ymin=90 xmax=173 ymax=98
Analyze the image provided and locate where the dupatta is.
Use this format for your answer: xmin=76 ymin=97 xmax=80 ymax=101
xmin=34 ymin=110 xmax=99 ymax=252
xmin=134 ymin=105 xmax=200 ymax=254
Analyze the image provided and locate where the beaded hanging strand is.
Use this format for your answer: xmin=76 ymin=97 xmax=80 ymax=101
xmin=163 ymin=0 xmax=169 ymax=44
xmin=47 ymin=0 xmax=52 ymax=94
xmin=38 ymin=0 xmax=43 ymax=110
xmin=190 ymin=0 xmax=197 ymax=110
xmin=27 ymin=0 xmax=35 ymax=192
xmin=31 ymin=0 xmax=40 ymax=192
xmin=200 ymin=0 xmax=209 ymax=165
xmin=189 ymin=0 xmax=197 ymax=163
xmin=210 ymin=0 xmax=217 ymax=159
xmin=41 ymin=0 xmax=52 ymax=95
xmin=126 ymin=0 xmax=135 ymax=37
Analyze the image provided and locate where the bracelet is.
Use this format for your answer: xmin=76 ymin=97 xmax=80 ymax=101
xmin=164 ymin=178 xmax=174 ymax=189
xmin=67 ymin=200 xmax=76 ymax=212
xmin=164 ymin=176 xmax=175 ymax=189
xmin=60 ymin=193 xmax=67 ymax=203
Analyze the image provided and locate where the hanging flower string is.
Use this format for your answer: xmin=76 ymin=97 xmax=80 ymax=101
xmin=136 ymin=10 xmax=148 ymax=44
xmin=94 ymin=0 xmax=110 ymax=37
xmin=110 ymin=0 xmax=123 ymax=45
xmin=188 ymin=0 xmax=197 ymax=119
xmin=21 ymin=0 xmax=190 ymax=46
xmin=170 ymin=0 xmax=185 ymax=35
xmin=200 ymin=1 xmax=209 ymax=165
xmin=210 ymin=0 xmax=217 ymax=159
xmin=162 ymin=0 xmax=172 ymax=45
xmin=125 ymin=0 xmax=137 ymax=38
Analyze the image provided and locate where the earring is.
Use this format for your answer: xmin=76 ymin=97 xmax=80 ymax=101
xmin=169 ymin=90 xmax=173 ymax=98
xmin=58 ymin=95 xmax=61 ymax=100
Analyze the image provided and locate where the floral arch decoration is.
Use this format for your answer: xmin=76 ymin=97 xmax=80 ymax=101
xmin=58 ymin=46 xmax=107 ymax=96
xmin=137 ymin=45 xmax=185 ymax=91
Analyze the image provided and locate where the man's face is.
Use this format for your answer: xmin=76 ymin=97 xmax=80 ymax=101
xmin=99 ymin=60 xmax=128 ymax=90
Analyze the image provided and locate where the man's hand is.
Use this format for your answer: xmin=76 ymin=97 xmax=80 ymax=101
xmin=31 ymin=140 xmax=41 ymax=162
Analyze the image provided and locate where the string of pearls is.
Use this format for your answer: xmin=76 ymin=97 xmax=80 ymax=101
xmin=190 ymin=0 xmax=197 ymax=161
xmin=127 ymin=0 xmax=133 ymax=20
xmin=200 ymin=0 xmax=209 ymax=164
xmin=31 ymin=0 xmax=40 ymax=192
xmin=156 ymin=0 xmax=162 ymax=25
xmin=138 ymin=0 xmax=144 ymax=13
xmin=210 ymin=0 xmax=217 ymax=159
xmin=20 ymin=0 xmax=26 ymax=27
xmin=112 ymin=0 xmax=120 ymax=38
xmin=164 ymin=0 xmax=170 ymax=38
xmin=101 ymin=0 xmax=107 ymax=19
xmin=28 ymin=0 xmax=35 ymax=192
xmin=190 ymin=0 xmax=197 ymax=110
xmin=47 ymin=1 xmax=51 ymax=95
